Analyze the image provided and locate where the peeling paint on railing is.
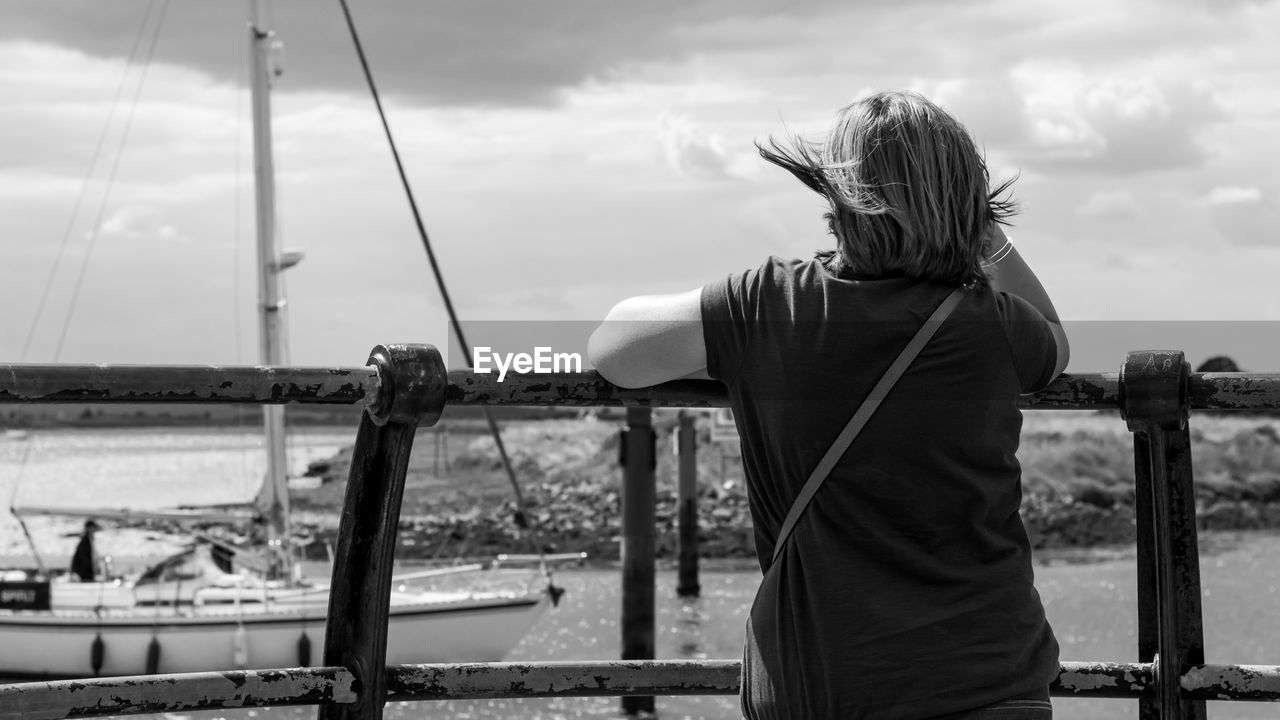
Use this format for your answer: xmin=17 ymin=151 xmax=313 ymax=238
xmin=10 ymin=661 xmax=1280 ymax=712
xmin=0 ymin=364 xmax=379 ymax=405
xmin=445 ymin=371 xmax=731 ymax=408
xmin=386 ymin=660 xmax=740 ymax=700
xmin=0 ymin=668 xmax=357 ymax=720
xmin=6 ymin=658 xmax=1277 ymax=719
xmin=1191 ymin=373 xmax=1280 ymax=410
xmin=1053 ymin=661 xmax=1151 ymax=697
xmin=1182 ymin=663 xmax=1280 ymax=701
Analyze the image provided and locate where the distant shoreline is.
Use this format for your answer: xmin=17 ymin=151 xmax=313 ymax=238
xmin=290 ymin=414 xmax=1280 ymax=564
xmin=7 ymin=414 xmax=1280 ymax=569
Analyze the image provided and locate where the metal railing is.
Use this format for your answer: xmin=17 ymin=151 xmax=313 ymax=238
xmin=1 ymin=345 xmax=1279 ymax=720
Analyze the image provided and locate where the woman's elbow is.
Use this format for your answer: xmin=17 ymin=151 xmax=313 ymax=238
xmin=588 ymin=326 xmax=642 ymax=388
xmin=1050 ymin=322 xmax=1070 ymax=378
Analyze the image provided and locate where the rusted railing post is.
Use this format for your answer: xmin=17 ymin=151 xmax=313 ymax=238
xmin=620 ymin=407 xmax=656 ymax=716
xmin=676 ymin=411 xmax=700 ymax=598
xmin=319 ymin=344 xmax=447 ymax=720
xmin=1121 ymin=350 xmax=1206 ymax=720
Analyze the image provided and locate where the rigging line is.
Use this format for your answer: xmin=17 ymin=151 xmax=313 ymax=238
xmin=233 ymin=11 xmax=247 ymax=366
xmin=52 ymin=0 xmax=172 ymax=362
xmin=8 ymin=438 xmax=46 ymax=572
xmin=234 ymin=10 xmax=252 ymax=497
xmin=19 ymin=0 xmax=159 ymax=362
xmin=337 ymin=0 xmax=543 ymax=553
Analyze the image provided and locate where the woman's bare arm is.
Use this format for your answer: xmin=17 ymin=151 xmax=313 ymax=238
xmin=985 ymin=225 xmax=1070 ymax=377
xmin=587 ymin=288 xmax=708 ymax=388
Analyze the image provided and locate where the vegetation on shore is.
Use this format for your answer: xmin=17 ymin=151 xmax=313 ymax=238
xmin=291 ymin=411 xmax=1280 ymax=564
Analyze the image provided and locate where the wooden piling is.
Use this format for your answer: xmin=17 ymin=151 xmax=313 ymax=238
xmin=620 ymin=407 xmax=656 ymax=716
xmin=676 ymin=411 xmax=700 ymax=598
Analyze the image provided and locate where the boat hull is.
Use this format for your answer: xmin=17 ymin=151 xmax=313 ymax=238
xmin=0 ymin=594 xmax=548 ymax=679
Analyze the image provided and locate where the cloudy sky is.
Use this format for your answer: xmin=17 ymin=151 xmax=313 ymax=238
xmin=1 ymin=0 xmax=1277 ymax=373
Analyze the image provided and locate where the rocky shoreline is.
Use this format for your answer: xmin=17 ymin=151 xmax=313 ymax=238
xmin=8 ymin=413 xmax=1277 ymax=573
xmin=289 ymin=414 xmax=1280 ymax=566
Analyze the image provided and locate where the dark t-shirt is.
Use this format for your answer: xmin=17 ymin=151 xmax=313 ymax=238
xmin=701 ymin=256 xmax=1061 ymax=720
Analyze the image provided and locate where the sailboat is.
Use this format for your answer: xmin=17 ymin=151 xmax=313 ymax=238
xmin=0 ymin=4 xmax=558 ymax=679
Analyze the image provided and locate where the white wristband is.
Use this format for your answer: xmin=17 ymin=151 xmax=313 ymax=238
xmin=981 ymin=238 xmax=1014 ymax=267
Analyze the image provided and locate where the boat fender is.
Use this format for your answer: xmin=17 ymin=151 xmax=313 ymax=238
xmin=233 ymin=623 xmax=249 ymax=667
xmin=90 ymin=633 xmax=105 ymax=676
xmin=145 ymin=636 xmax=161 ymax=675
xmin=297 ymin=631 xmax=311 ymax=667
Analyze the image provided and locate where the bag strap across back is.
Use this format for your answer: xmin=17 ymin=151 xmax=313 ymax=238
xmin=770 ymin=285 xmax=969 ymax=566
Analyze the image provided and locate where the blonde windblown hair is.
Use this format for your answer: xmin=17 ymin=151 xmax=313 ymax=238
xmin=758 ymin=90 xmax=1017 ymax=287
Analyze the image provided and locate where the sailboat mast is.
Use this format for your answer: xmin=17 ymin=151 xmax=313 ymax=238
xmin=249 ymin=0 xmax=290 ymax=580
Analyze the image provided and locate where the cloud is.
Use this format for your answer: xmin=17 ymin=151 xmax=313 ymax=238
xmin=656 ymin=113 xmax=737 ymax=179
xmin=1013 ymin=65 xmax=1227 ymax=174
xmin=0 ymin=41 xmax=244 ymax=181
xmin=1205 ymin=186 xmax=1262 ymax=205
xmin=1076 ymin=189 xmax=1139 ymax=218
xmin=99 ymin=205 xmax=183 ymax=243
xmin=922 ymin=63 xmax=1231 ymax=181
xmin=0 ymin=0 xmax=863 ymax=109
xmin=1207 ymin=190 xmax=1279 ymax=246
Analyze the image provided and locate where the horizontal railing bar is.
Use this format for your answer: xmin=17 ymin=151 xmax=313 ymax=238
xmin=1024 ymin=371 xmax=1280 ymax=411
xmin=445 ymin=372 xmax=731 ymax=407
xmin=1191 ymin=372 xmax=1280 ymax=411
xmin=1 ymin=364 xmax=1278 ymax=410
xmin=398 ymin=660 xmax=1280 ymax=702
xmin=1182 ymin=663 xmax=1280 ymax=701
xmin=0 ymin=667 xmax=357 ymax=720
xmin=2 ymin=660 xmax=1278 ymax=719
xmin=447 ymin=370 xmax=1280 ymax=410
xmin=386 ymin=660 xmax=741 ymax=700
xmin=385 ymin=660 xmax=1157 ymax=701
xmin=0 ymin=364 xmax=379 ymax=405
xmin=1053 ymin=661 xmax=1150 ymax=697
xmin=1020 ymin=373 xmax=1119 ymax=409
